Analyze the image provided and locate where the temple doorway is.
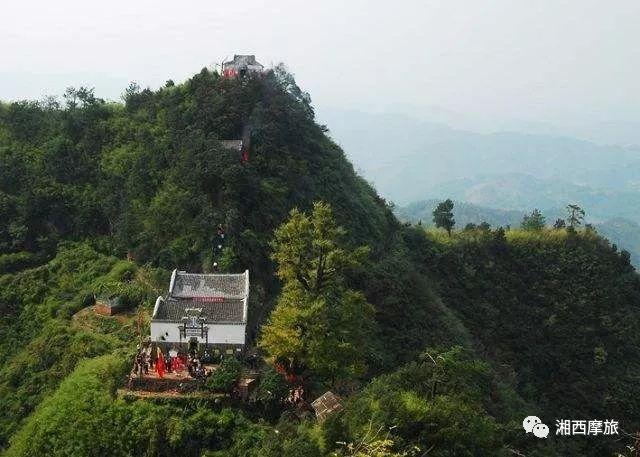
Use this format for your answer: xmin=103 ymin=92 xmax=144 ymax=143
xmin=188 ymin=338 xmax=198 ymax=355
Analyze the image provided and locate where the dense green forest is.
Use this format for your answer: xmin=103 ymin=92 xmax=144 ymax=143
xmin=0 ymin=66 xmax=639 ymax=456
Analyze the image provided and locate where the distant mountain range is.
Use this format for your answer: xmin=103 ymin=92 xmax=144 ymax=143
xmin=322 ymin=108 xmax=640 ymax=265
xmin=427 ymin=173 xmax=640 ymax=224
xmin=322 ymin=108 xmax=640 ymax=210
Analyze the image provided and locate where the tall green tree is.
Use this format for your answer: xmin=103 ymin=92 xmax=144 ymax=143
xmin=566 ymin=204 xmax=585 ymax=228
xmin=432 ymin=199 xmax=455 ymax=236
xmin=259 ymin=201 xmax=374 ymax=383
xmin=520 ymin=208 xmax=545 ymax=231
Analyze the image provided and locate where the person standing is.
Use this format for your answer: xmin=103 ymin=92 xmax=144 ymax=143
xmin=156 ymin=348 xmax=165 ymax=378
xmin=149 ymin=344 xmax=157 ymax=368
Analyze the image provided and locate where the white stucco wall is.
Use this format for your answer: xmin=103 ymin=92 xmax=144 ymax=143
xmin=150 ymin=321 xmax=245 ymax=345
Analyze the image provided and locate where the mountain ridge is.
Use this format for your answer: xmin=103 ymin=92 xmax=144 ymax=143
xmin=0 ymin=68 xmax=639 ymax=456
xmin=321 ymin=108 xmax=640 ymax=206
xmin=397 ymin=198 xmax=640 ymax=266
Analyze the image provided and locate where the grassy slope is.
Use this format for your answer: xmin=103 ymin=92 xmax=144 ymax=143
xmin=0 ymin=243 xmax=163 ymax=448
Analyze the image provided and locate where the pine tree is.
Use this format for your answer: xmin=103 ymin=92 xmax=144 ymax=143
xmin=566 ymin=204 xmax=585 ymax=228
xmin=433 ymin=199 xmax=455 ymax=236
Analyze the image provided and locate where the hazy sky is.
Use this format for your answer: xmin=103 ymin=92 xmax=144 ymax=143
xmin=2 ymin=0 xmax=639 ymax=144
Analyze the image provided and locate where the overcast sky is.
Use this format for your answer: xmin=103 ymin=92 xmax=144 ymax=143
xmin=2 ymin=0 xmax=639 ymax=144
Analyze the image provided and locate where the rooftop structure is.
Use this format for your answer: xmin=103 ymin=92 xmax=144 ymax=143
xmin=222 ymin=55 xmax=264 ymax=78
xmin=151 ymin=270 xmax=249 ymax=351
xmin=311 ymin=391 xmax=343 ymax=422
xmin=93 ymin=295 xmax=125 ymax=316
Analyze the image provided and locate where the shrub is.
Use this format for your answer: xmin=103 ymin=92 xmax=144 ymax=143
xmin=0 ymin=252 xmax=38 ymax=274
xmin=205 ymin=356 xmax=242 ymax=393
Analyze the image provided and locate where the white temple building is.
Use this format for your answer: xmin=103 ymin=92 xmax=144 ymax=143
xmin=151 ymin=269 xmax=249 ymax=352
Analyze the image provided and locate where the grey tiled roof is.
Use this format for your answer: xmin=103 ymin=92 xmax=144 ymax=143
xmin=224 ymin=55 xmax=263 ymax=68
xmin=152 ymin=270 xmax=249 ymax=324
xmin=154 ymin=297 xmax=244 ymax=323
xmin=172 ymin=271 xmax=248 ymax=299
xmin=311 ymin=391 xmax=343 ymax=421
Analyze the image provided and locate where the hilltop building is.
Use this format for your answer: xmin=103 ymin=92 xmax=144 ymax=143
xmin=151 ymin=269 xmax=249 ymax=353
xmin=222 ymin=55 xmax=264 ymax=78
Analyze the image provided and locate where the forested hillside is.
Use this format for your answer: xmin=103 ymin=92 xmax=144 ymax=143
xmin=0 ymin=66 xmax=639 ymax=456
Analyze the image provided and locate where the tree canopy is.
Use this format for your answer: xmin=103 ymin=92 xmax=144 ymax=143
xmin=260 ymin=201 xmax=374 ymax=382
xmin=432 ymin=199 xmax=455 ymax=236
xmin=521 ymin=208 xmax=546 ymax=231
xmin=567 ymin=204 xmax=586 ymax=228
